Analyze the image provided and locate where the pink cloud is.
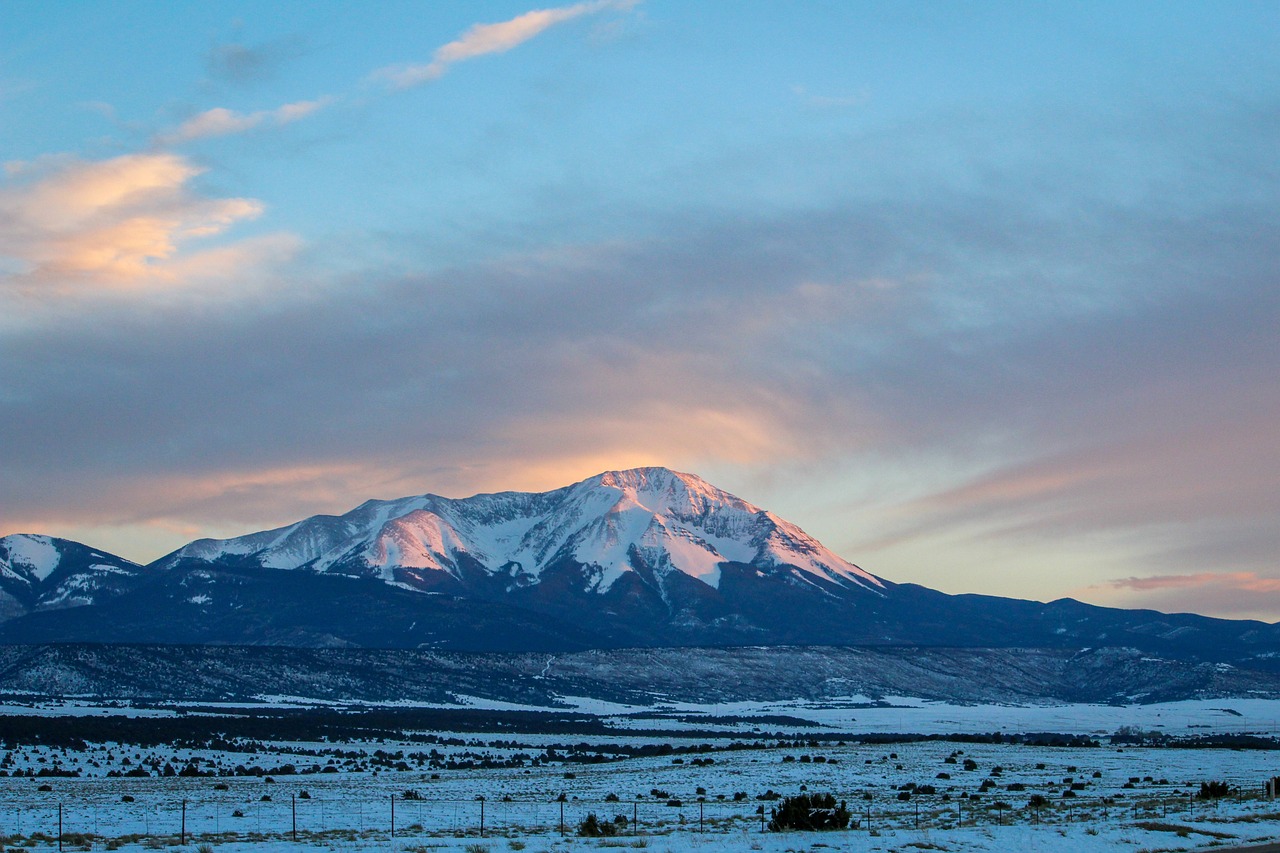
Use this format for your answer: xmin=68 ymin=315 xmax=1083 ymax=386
xmin=0 ymin=153 xmax=286 ymax=290
xmin=1104 ymin=572 xmax=1280 ymax=594
xmin=375 ymin=0 xmax=638 ymax=88
xmin=155 ymin=98 xmax=328 ymax=146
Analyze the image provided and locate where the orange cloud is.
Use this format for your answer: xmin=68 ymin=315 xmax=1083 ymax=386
xmin=0 ymin=153 xmax=283 ymax=290
xmin=375 ymin=0 xmax=638 ymax=88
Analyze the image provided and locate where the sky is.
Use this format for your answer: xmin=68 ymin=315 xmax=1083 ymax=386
xmin=1 ymin=2 xmax=1278 ymax=620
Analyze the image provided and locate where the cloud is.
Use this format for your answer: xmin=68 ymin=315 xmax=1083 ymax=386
xmin=374 ymin=0 xmax=638 ymax=89
xmin=1105 ymin=572 xmax=1280 ymax=594
xmin=156 ymin=99 xmax=329 ymax=146
xmin=0 ymin=153 xmax=279 ymax=288
xmin=2 ymin=45 xmax=1277 ymax=627
xmin=205 ymin=38 xmax=306 ymax=86
xmin=1089 ymin=573 xmax=1280 ymax=621
xmin=792 ymin=85 xmax=870 ymax=109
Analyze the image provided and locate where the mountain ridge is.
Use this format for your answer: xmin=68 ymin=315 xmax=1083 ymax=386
xmin=154 ymin=467 xmax=883 ymax=596
xmin=1 ymin=467 xmax=1277 ymax=665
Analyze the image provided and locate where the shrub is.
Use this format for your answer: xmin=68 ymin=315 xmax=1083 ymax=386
xmin=768 ymin=793 xmax=851 ymax=832
xmin=1198 ymin=781 xmax=1233 ymax=799
xmin=578 ymin=813 xmax=623 ymax=837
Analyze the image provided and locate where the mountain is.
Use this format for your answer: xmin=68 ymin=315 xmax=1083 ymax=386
xmin=5 ymin=643 xmax=1278 ymax=706
xmin=154 ymin=467 xmax=883 ymax=597
xmin=1 ymin=468 xmax=1279 ymax=665
xmin=0 ymin=534 xmax=143 ymax=622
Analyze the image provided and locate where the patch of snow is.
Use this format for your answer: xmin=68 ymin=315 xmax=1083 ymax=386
xmin=3 ymin=534 xmax=62 ymax=581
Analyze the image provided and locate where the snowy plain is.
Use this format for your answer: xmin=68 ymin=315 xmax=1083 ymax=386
xmin=5 ymin=693 xmax=1280 ymax=852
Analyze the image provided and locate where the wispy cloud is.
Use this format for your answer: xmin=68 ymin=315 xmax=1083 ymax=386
xmin=0 ymin=153 xmax=280 ymax=288
xmin=1088 ymin=572 xmax=1280 ymax=621
xmin=155 ymin=99 xmax=329 ymax=146
xmin=792 ymin=85 xmax=870 ymax=109
xmin=1103 ymin=572 xmax=1280 ymax=594
xmin=373 ymin=0 xmax=638 ymax=89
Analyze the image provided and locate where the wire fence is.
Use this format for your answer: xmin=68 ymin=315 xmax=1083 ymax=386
xmin=0 ymin=789 xmax=1264 ymax=847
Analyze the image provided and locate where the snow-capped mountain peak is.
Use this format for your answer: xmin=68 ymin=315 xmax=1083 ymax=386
xmin=158 ymin=467 xmax=883 ymax=598
xmin=0 ymin=534 xmax=63 ymax=583
xmin=0 ymin=534 xmax=143 ymax=616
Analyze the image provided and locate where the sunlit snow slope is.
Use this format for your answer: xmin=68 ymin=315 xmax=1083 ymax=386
xmin=160 ymin=467 xmax=882 ymax=595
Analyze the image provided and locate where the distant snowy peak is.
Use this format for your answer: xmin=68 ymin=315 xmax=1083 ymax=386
xmin=0 ymin=534 xmax=64 ymax=583
xmin=0 ymin=534 xmax=142 ymax=610
xmin=160 ymin=467 xmax=883 ymax=595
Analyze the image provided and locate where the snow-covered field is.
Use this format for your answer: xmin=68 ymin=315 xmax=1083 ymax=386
xmin=8 ymin=694 xmax=1280 ymax=735
xmin=5 ymin=697 xmax=1280 ymax=852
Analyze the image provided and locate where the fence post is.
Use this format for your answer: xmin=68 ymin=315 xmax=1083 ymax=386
xmin=479 ymin=796 xmax=485 ymax=838
xmin=181 ymin=799 xmax=186 ymax=845
xmin=559 ymin=798 xmax=564 ymax=836
xmin=633 ymin=801 xmax=637 ymax=835
xmin=58 ymin=803 xmax=63 ymax=852
xmin=292 ymin=794 xmax=297 ymax=842
xmin=699 ymin=800 xmax=704 ymax=833
xmin=390 ymin=795 xmax=395 ymax=839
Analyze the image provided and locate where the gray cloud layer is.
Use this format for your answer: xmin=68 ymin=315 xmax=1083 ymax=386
xmin=2 ymin=94 xmax=1277 ymax=615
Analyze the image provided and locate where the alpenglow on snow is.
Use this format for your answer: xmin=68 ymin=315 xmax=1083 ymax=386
xmin=159 ymin=467 xmax=884 ymax=595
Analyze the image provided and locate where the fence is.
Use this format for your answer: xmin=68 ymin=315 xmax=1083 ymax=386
xmin=0 ymin=788 xmax=1258 ymax=847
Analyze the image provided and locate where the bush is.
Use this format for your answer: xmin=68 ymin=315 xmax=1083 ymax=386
xmin=1198 ymin=781 xmax=1233 ymax=799
xmin=578 ymin=813 xmax=626 ymax=837
xmin=768 ymin=793 xmax=851 ymax=832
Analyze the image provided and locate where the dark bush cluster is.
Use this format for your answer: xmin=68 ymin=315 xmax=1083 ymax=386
xmin=768 ymin=793 xmax=851 ymax=832
xmin=578 ymin=813 xmax=628 ymax=837
xmin=1198 ymin=781 xmax=1233 ymax=799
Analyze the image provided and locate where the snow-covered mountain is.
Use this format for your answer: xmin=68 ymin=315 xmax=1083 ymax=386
xmin=0 ymin=534 xmax=143 ymax=620
xmin=3 ymin=468 xmax=1280 ymax=661
xmin=158 ymin=468 xmax=883 ymax=598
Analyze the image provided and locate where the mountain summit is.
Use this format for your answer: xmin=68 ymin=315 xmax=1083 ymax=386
xmin=2 ymin=468 xmax=1278 ymax=660
xmin=0 ymin=534 xmax=142 ymax=621
xmin=159 ymin=467 xmax=882 ymax=597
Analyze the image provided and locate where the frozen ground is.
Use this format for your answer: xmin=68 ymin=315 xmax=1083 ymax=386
xmin=4 ymin=697 xmax=1280 ymax=851
xmin=7 ymin=694 xmax=1280 ymax=734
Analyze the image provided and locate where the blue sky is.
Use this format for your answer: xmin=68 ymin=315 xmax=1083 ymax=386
xmin=2 ymin=2 xmax=1278 ymax=619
